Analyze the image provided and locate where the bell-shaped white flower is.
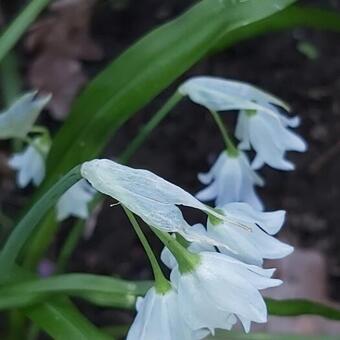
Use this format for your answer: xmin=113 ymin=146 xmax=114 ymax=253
xmin=235 ymin=106 xmax=307 ymax=170
xmin=178 ymin=76 xmax=288 ymax=114
xmin=127 ymin=287 xmax=202 ymax=340
xmin=171 ymin=251 xmax=282 ymax=334
xmin=196 ymin=150 xmax=264 ymax=210
xmin=0 ymin=92 xmax=51 ymax=139
xmin=207 ymin=202 xmax=293 ymax=266
xmin=56 ymin=179 xmax=96 ymax=221
xmin=8 ymin=136 xmax=50 ymax=188
xmin=81 ymin=159 xmax=233 ymax=247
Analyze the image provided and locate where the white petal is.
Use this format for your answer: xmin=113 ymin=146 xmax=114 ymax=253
xmin=81 ymin=159 xmax=227 ymax=247
xmin=0 ymin=92 xmax=51 ymax=139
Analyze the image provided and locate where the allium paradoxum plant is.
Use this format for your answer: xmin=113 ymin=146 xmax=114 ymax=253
xmin=80 ymin=159 xmax=293 ymax=338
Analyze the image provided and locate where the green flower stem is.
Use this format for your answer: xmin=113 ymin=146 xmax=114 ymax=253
xmin=0 ymin=0 xmax=51 ymax=63
xmin=209 ymin=109 xmax=239 ymax=157
xmin=122 ymin=207 xmax=171 ymax=294
xmin=0 ymin=165 xmax=82 ymax=274
xmin=119 ymin=91 xmax=183 ymax=164
xmin=152 ymin=228 xmax=200 ymax=274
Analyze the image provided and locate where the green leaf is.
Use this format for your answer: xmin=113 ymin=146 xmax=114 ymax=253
xmin=1 ymin=267 xmax=112 ymax=339
xmin=267 ymin=298 xmax=340 ymax=321
xmin=25 ymin=297 xmax=111 ymax=340
xmin=0 ymin=273 xmax=152 ymax=310
xmin=0 ymin=0 xmax=51 ymax=63
xmin=212 ymin=5 xmax=340 ymax=53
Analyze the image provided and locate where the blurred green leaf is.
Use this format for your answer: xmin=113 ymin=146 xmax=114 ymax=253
xmin=25 ymin=297 xmax=111 ymax=340
xmin=0 ymin=0 xmax=51 ymax=63
xmin=267 ymin=298 xmax=340 ymax=321
xmin=0 ymin=273 xmax=152 ymax=310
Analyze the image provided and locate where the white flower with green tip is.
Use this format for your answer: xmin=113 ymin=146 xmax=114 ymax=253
xmin=56 ymin=179 xmax=96 ymax=221
xmin=0 ymin=92 xmax=51 ymax=139
xmin=8 ymin=136 xmax=50 ymax=188
xmin=236 ymin=105 xmax=307 ymax=170
xmin=208 ymin=202 xmax=293 ymax=266
xmin=127 ymin=287 xmax=204 ymax=340
xmin=197 ymin=150 xmax=264 ymax=210
xmin=170 ymin=251 xmax=282 ymax=335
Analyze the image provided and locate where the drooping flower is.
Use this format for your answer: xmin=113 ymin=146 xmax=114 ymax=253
xmin=178 ymin=76 xmax=288 ymax=114
xmin=171 ymin=251 xmax=282 ymax=335
xmin=127 ymin=287 xmax=204 ymax=340
xmin=8 ymin=136 xmax=50 ymax=188
xmin=235 ymin=106 xmax=307 ymax=170
xmin=196 ymin=150 xmax=264 ymax=210
xmin=207 ymin=202 xmax=293 ymax=266
xmin=0 ymin=91 xmax=51 ymax=139
xmin=80 ymin=159 xmax=235 ymax=247
xmin=56 ymin=179 xmax=96 ymax=221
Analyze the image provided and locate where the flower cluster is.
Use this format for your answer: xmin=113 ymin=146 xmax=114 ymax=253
xmin=2 ymin=92 xmax=95 ymax=221
xmin=78 ymin=76 xmax=306 ymax=339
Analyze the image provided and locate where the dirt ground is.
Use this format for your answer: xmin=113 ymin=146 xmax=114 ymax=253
xmin=1 ymin=0 xmax=340 ymax=334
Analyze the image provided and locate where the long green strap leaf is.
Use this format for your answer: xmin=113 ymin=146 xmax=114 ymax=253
xmin=0 ymin=273 xmax=151 ymax=310
xmin=0 ymin=0 xmax=51 ymax=63
xmin=1 ymin=272 xmax=340 ymax=323
xmin=267 ymin=298 xmax=340 ymax=321
xmin=25 ymin=297 xmax=111 ymax=340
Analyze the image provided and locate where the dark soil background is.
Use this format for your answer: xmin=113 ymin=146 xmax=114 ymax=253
xmin=1 ymin=0 xmax=340 ymax=334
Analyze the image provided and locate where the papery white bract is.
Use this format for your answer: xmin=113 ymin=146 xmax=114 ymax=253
xmin=80 ymin=159 xmax=230 ymax=246
xmin=171 ymin=251 xmax=281 ymax=335
xmin=208 ymin=202 xmax=293 ymax=266
xmin=56 ymin=179 xmax=96 ymax=221
xmin=236 ymin=107 xmax=307 ymax=170
xmin=127 ymin=287 xmax=199 ymax=340
xmin=8 ymin=137 xmax=49 ymax=188
xmin=178 ymin=76 xmax=289 ymax=113
xmin=0 ymin=92 xmax=51 ymax=139
xmin=196 ymin=151 xmax=264 ymax=210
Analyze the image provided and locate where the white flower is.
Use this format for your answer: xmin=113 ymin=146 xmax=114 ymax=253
xmin=127 ymin=287 xmax=201 ymax=340
xmin=56 ymin=179 xmax=96 ymax=221
xmin=80 ymin=159 xmax=233 ymax=247
xmin=236 ymin=106 xmax=307 ymax=170
xmin=196 ymin=151 xmax=264 ymax=210
xmin=171 ymin=251 xmax=282 ymax=334
xmin=0 ymin=92 xmax=51 ymax=139
xmin=178 ymin=76 xmax=288 ymax=114
xmin=8 ymin=137 xmax=49 ymax=188
xmin=208 ymin=202 xmax=293 ymax=266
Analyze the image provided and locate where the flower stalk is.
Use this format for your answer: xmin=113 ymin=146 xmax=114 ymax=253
xmin=123 ymin=206 xmax=171 ymax=294
xmin=152 ymin=228 xmax=200 ymax=274
xmin=209 ymin=109 xmax=238 ymax=157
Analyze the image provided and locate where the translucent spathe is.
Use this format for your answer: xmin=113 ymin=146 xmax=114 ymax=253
xmin=0 ymin=91 xmax=51 ymax=139
xmin=179 ymin=76 xmax=289 ymax=113
xmin=80 ymin=159 xmax=231 ymax=246
xmin=208 ymin=202 xmax=293 ymax=266
xmin=170 ymin=251 xmax=282 ymax=334
xmin=127 ymin=287 xmax=199 ymax=340
xmin=236 ymin=106 xmax=307 ymax=170
xmin=8 ymin=137 xmax=49 ymax=188
xmin=196 ymin=151 xmax=264 ymax=210
xmin=56 ymin=179 xmax=96 ymax=221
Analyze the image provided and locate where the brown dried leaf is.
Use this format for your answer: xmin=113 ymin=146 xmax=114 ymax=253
xmin=25 ymin=0 xmax=103 ymax=120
